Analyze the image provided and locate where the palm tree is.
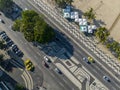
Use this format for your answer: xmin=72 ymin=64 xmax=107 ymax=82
xmin=106 ymin=43 xmax=111 ymax=49
xmin=0 ymin=40 xmax=5 ymax=49
xmin=95 ymin=27 xmax=110 ymax=43
xmin=65 ymin=0 xmax=73 ymax=5
xmin=110 ymin=41 xmax=119 ymax=51
xmin=83 ymin=8 xmax=96 ymax=22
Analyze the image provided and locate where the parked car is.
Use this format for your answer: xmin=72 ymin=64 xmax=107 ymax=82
xmin=17 ymin=52 xmax=23 ymax=57
xmin=1 ymin=33 xmax=7 ymax=38
xmin=11 ymin=44 xmax=23 ymax=57
xmin=3 ymin=36 xmax=9 ymax=41
xmin=54 ymin=68 xmax=62 ymax=74
xmin=2 ymin=35 xmax=8 ymax=40
xmin=103 ymin=76 xmax=111 ymax=82
xmin=6 ymin=40 xmax=14 ymax=46
xmin=0 ymin=31 xmax=5 ymax=35
xmin=12 ymin=44 xmax=19 ymax=52
xmin=4 ymin=37 xmax=10 ymax=42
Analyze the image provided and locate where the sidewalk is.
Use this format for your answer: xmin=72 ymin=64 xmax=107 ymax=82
xmin=55 ymin=63 xmax=82 ymax=90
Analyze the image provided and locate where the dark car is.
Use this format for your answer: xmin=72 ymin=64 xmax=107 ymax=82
xmin=0 ymin=31 xmax=5 ymax=35
xmin=12 ymin=44 xmax=19 ymax=52
xmin=1 ymin=33 xmax=7 ymax=39
xmin=44 ymin=61 xmax=49 ymax=68
xmin=103 ymin=76 xmax=111 ymax=82
xmin=7 ymin=40 xmax=14 ymax=46
xmin=2 ymin=36 xmax=8 ymax=41
xmin=17 ymin=51 xmax=23 ymax=57
xmin=5 ymin=37 xmax=10 ymax=42
xmin=3 ymin=36 xmax=9 ymax=41
xmin=15 ymin=50 xmax=23 ymax=56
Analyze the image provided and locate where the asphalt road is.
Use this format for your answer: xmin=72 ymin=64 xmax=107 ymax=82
xmin=18 ymin=0 xmax=120 ymax=90
xmin=1 ymin=0 xmax=120 ymax=90
xmin=0 ymin=1 xmax=79 ymax=90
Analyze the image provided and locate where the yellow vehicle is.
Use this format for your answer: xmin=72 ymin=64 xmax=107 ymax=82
xmin=26 ymin=64 xmax=34 ymax=71
xmin=24 ymin=59 xmax=34 ymax=71
xmin=88 ymin=56 xmax=95 ymax=63
xmin=24 ymin=59 xmax=31 ymax=65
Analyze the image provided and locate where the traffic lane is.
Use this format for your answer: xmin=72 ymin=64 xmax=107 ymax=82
xmin=0 ymin=1 xmax=77 ymax=89
xmin=35 ymin=6 xmax=120 ymax=89
xmin=4 ymin=0 xmax=120 ymax=88
xmin=0 ymin=23 xmax=78 ymax=90
xmin=28 ymin=0 xmax=120 ymax=83
xmin=49 ymin=62 xmax=79 ymax=90
xmin=73 ymin=50 xmax=118 ymax=90
xmin=42 ymin=66 xmax=72 ymax=90
xmin=42 ymin=63 xmax=79 ymax=90
xmin=73 ymin=47 xmax=120 ymax=90
xmin=0 ymin=25 xmax=71 ymax=90
xmin=1 ymin=0 xmax=78 ymax=89
xmin=42 ymin=15 xmax=120 ymax=89
xmin=54 ymin=33 xmax=120 ymax=90
xmin=65 ymin=38 xmax=120 ymax=89
xmin=12 ymin=0 xmax=120 ymax=89
xmin=55 ymin=40 xmax=114 ymax=89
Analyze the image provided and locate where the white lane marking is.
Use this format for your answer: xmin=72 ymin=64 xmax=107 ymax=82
xmin=59 ymin=82 xmax=64 ymax=87
xmin=21 ymin=74 xmax=28 ymax=88
xmin=62 ymin=78 xmax=68 ymax=84
xmin=25 ymin=71 xmax=33 ymax=89
xmin=37 ymin=52 xmax=41 ymax=56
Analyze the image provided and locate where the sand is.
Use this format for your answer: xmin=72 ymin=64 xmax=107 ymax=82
xmin=72 ymin=0 xmax=120 ymax=42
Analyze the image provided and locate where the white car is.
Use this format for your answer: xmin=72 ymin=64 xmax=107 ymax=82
xmin=54 ymin=68 xmax=62 ymax=74
xmin=0 ymin=19 xmax=4 ymax=23
xmin=44 ymin=56 xmax=51 ymax=63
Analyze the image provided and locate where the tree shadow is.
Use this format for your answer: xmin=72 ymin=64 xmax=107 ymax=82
xmin=0 ymin=50 xmax=26 ymax=72
xmin=93 ymin=19 xmax=106 ymax=27
xmin=0 ymin=69 xmax=27 ymax=90
xmin=34 ymin=30 xmax=74 ymax=60
xmin=0 ymin=58 xmax=25 ymax=73
xmin=0 ymin=1 xmax=22 ymax=21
